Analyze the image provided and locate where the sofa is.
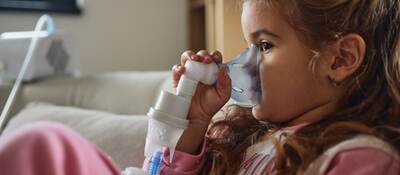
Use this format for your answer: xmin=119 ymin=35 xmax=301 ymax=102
xmin=2 ymin=71 xmax=174 ymax=169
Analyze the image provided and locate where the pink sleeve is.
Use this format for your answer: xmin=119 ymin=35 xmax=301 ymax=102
xmin=0 ymin=122 xmax=120 ymax=175
xmin=142 ymin=141 xmax=207 ymax=175
xmin=325 ymin=148 xmax=400 ymax=175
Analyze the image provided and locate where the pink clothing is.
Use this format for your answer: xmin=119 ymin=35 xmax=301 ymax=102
xmin=0 ymin=122 xmax=120 ymax=175
xmin=0 ymin=121 xmax=398 ymax=175
xmin=150 ymin=125 xmax=400 ymax=175
xmin=142 ymin=141 xmax=207 ymax=175
xmin=326 ymin=148 xmax=400 ymax=175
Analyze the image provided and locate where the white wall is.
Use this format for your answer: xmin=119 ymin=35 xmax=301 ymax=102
xmin=0 ymin=0 xmax=188 ymax=75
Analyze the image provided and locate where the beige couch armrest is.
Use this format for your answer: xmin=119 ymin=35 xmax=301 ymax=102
xmin=14 ymin=71 xmax=170 ymax=115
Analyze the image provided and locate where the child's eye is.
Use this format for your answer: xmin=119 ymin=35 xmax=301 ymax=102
xmin=258 ymin=41 xmax=274 ymax=52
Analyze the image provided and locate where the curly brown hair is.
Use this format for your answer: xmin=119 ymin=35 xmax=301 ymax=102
xmin=203 ymin=0 xmax=400 ymax=174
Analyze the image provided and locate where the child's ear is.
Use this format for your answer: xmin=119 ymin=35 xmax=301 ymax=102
xmin=327 ymin=33 xmax=366 ymax=85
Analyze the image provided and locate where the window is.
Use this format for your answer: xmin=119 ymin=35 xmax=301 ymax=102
xmin=0 ymin=0 xmax=83 ymax=14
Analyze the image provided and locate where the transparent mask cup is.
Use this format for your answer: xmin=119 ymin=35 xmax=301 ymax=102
xmin=223 ymin=44 xmax=262 ymax=107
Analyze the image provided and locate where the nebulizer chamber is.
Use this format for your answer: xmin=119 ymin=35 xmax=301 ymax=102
xmin=144 ymin=44 xmax=261 ymax=173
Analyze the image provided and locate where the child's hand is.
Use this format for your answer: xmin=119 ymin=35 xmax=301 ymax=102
xmin=172 ymin=50 xmax=231 ymax=123
xmin=172 ymin=50 xmax=231 ymax=154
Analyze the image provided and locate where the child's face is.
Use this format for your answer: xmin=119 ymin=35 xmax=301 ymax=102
xmin=241 ymin=1 xmax=337 ymax=124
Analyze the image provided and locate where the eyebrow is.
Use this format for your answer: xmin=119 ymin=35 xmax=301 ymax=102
xmin=251 ymin=29 xmax=281 ymax=39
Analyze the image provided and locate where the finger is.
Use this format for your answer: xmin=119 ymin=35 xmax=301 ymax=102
xmin=195 ymin=50 xmax=210 ymax=63
xmin=172 ymin=64 xmax=180 ymax=88
xmin=215 ymin=67 xmax=232 ymax=102
xmin=210 ymin=50 xmax=223 ymax=63
xmin=197 ymin=50 xmax=215 ymax=64
xmin=203 ymin=55 xmax=214 ymax=64
xmin=181 ymin=50 xmax=196 ymax=66
xmin=191 ymin=54 xmax=202 ymax=62
xmin=197 ymin=50 xmax=210 ymax=57
xmin=172 ymin=64 xmax=186 ymax=88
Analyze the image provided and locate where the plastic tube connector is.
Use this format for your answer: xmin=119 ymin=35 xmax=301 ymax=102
xmin=176 ymin=76 xmax=198 ymax=101
xmin=155 ymin=90 xmax=191 ymax=120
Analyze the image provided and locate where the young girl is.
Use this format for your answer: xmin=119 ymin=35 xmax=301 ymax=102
xmin=165 ymin=0 xmax=400 ymax=174
xmin=0 ymin=0 xmax=399 ymax=174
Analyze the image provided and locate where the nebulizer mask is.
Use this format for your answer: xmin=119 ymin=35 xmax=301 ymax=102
xmin=225 ymin=44 xmax=261 ymax=107
xmin=143 ymin=44 xmax=261 ymax=175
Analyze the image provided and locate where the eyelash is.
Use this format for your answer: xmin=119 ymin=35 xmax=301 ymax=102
xmin=256 ymin=41 xmax=274 ymax=52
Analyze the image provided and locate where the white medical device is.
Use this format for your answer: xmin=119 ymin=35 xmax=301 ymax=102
xmin=0 ymin=26 xmax=79 ymax=81
xmin=145 ymin=44 xmax=262 ymax=167
xmin=0 ymin=15 xmax=79 ymax=134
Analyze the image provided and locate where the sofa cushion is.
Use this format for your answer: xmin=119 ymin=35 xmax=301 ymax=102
xmin=3 ymin=102 xmax=148 ymax=169
xmin=20 ymin=71 xmax=170 ymax=115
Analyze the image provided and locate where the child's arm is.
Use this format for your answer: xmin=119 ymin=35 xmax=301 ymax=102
xmin=325 ymin=148 xmax=399 ymax=175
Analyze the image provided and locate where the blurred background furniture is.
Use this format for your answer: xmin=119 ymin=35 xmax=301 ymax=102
xmin=189 ymin=0 xmax=247 ymax=60
xmin=0 ymin=0 xmax=246 ymax=75
xmin=1 ymin=71 xmax=173 ymax=169
xmin=0 ymin=0 xmax=243 ymax=170
xmin=0 ymin=0 xmax=188 ymax=74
